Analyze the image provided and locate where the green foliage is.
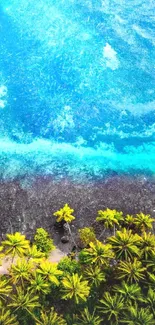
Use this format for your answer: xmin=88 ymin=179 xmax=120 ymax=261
xmin=143 ymin=288 xmax=155 ymax=316
xmin=113 ymin=281 xmax=142 ymax=305
xmin=134 ymin=213 xmax=154 ymax=233
xmin=8 ymin=287 xmax=40 ymax=312
xmin=122 ymin=305 xmax=155 ymax=325
xmin=58 ymin=256 xmax=80 ymax=275
xmin=2 ymin=232 xmax=30 ymax=260
xmin=53 ymin=204 xmax=75 ymax=223
xmin=9 ymin=258 xmax=33 ymax=286
xmin=83 ymin=265 xmax=106 ymax=287
xmin=74 ymin=307 xmax=102 ymax=325
xmin=124 ymin=214 xmax=135 ymax=229
xmin=0 ymin=278 xmax=12 ymax=303
xmin=36 ymin=307 xmax=67 ymax=325
xmin=0 ymin=208 xmax=154 ymax=325
xmin=98 ymin=292 xmax=124 ymax=324
xmin=37 ymin=260 xmax=63 ymax=286
xmin=0 ymin=307 xmax=19 ymax=325
xmin=61 ymin=273 xmax=90 ymax=304
xmin=34 ymin=228 xmax=55 ymax=257
xmin=117 ymin=258 xmax=146 ymax=283
xmin=24 ymin=244 xmax=45 ymax=262
xmin=96 ymin=208 xmax=123 ymax=231
xmin=147 ymin=273 xmax=155 ymax=288
xmin=145 ymin=253 xmax=155 ymax=272
xmin=79 ymin=240 xmax=114 ymax=266
xmin=137 ymin=232 xmax=155 ymax=260
xmin=108 ymin=228 xmax=141 ymax=261
xmin=79 ymin=227 xmax=96 ymax=247
xmin=29 ymin=272 xmax=50 ymax=295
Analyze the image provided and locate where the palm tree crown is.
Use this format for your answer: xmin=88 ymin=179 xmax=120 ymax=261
xmin=36 ymin=307 xmax=67 ymax=325
xmin=79 ymin=240 xmax=114 ymax=266
xmin=98 ymin=292 xmax=124 ymax=325
xmin=138 ymin=232 xmax=155 ymax=260
xmin=0 ymin=307 xmax=19 ymax=325
xmin=96 ymin=208 xmax=123 ymax=235
xmin=134 ymin=213 xmax=154 ymax=233
xmin=83 ymin=265 xmax=105 ymax=287
xmin=113 ymin=281 xmax=142 ymax=305
xmin=74 ymin=307 xmax=102 ymax=325
xmin=107 ymin=228 xmax=141 ymax=261
xmin=53 ymin=204 xmax=75 ymax=223
xmin=9 ymin=258 xmax=33 ymax=287
xmin=2 ymin=232 xmax=30 ymax=260
xmin=37 ymin=260 xmax=63 ymax=286
xmin=61 ymin=273 xmax=90 ymax=304
xmin=122 ymin=304 xmax=155 ymax=325
xmin=117 ymin=258 xmax=146 ymax=283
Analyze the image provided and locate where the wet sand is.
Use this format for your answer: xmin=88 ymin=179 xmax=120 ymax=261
xmin=0 ymin=175 xmax=155 ymax=252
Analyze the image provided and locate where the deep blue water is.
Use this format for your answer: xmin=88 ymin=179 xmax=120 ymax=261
xmin=0 ymin=0 xmax=155 ymax=181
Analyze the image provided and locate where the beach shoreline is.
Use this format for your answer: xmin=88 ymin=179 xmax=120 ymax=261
xmin=0 ymin=174 xmax=155 ymax=251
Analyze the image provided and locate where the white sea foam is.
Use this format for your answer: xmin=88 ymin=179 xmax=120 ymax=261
xmin=103 ymin=43 xmax=120 ymax=70
xmin=0 ymin=100 xmax=6 ymax=109
xmin=0 ymin=85 xmax=7 ymax=97
xmin=133 ymin=25 xmax=155 ymax=45
xmin=0 ymin=137 xmax=155 ymax=180
xmin=0 ymin=85 xmax=7 ymax=109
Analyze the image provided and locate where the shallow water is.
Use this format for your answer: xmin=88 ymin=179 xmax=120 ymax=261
xmin=0 ymin=0 xmax=155 ymax=181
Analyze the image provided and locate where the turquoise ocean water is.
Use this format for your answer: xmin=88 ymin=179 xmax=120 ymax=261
xmin=0 ymin=0 xmax=155 ymax=181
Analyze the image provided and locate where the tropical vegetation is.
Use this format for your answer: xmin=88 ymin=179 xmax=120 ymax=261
xmin=0 ymin=206 xmax=154 ymax=324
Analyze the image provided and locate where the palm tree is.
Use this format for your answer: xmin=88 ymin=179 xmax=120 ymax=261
xmin=134 ymin=213 xmax=154 ymax=233
xmin=143 ymin=288 xmax=155 ymax=317
xmin=117 ymin=258 xmax=146 ymax=283
xmin=145 ymin=253 xmax=155 ymax=272
xmin=36 ymin=307 xmax=67 ymax=325
xmin=9 ymin=287 xmax=41 ymax=324
xmin=29 ymin=272 xmax=51 ymax=295
xmin=37 ymin=260 xmax=63 ymax=286
xmin=113 ymin=281 xmax=142 ymax=305
xmin=107 ymin=228 xmax=141 ymax=261
xmin=0 ymin=307 xmax=19 ymax=325
xmin=121 ymin=305 xmax=155 ymax=325
xmin=83 ymin=265 xmax=105 ymax=287
xmin=74 ymin=307 xmax=102 ymax=325
xmin=9 ymin=258 xmax=33 ymax=288
xmin=96 ymin=208 xmax=123 ymax=236
xmin=147 ymin=272 xmax=155 ymax=288
xmin=24 ymin=244 xmax=45 ymax=263
xmin=0 ymin=278 xmax=12 ymax=303
xmin=53 ymin=204 xmax=77 ymax=247
xmin=61 ymin=273 xmax=90 ymax=304
xmin=124 ymin=214 xmax=135 ymax=230
xmin=2 ymin=232 xmax=30 ymax=262
xmin=137 ymin=232 xmax=155 ymax=260
xmin=79 ymin=240 xmax=114 ymax=267
xmin=53 ymin=204 xmax=75 ymax=223
xmin=98 ymin=292 xmax=124 ymax=325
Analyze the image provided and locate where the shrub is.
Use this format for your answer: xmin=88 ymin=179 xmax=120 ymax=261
xmin=78 ymin=227 xmax=96 ymax=247
xmin=34 ymin=228 xmax=55 ymax=257
xmin=58 ymin=256 xmax=80 ymax=275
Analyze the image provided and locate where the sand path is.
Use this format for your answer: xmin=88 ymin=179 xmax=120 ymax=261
xmin=0 ymin=248 xmax=66 ymax=275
